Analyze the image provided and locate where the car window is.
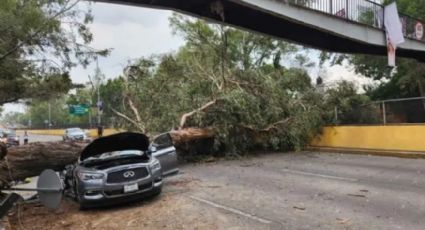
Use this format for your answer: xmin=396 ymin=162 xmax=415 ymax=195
xmin=153 ymin=133 xmax=173 ymax=150
xmin=67 ymin=128 xmax=82 ymax=133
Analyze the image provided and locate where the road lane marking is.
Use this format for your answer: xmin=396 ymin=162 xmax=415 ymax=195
xmin=281 ymin=169 xmax=358 ymax=182
xmin=188 ymin=195 xmax=272 ymax=224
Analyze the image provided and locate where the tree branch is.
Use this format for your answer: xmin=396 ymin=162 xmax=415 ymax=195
xmin=0 ymin=0 xmax=81 ymax=62
xmin=179 ymin=99 xmax=217 ymax=129
xmin=126 ymin=96 xmax=142 ymax=125
xmin=242 ymin=118 xmax=293 ymax=132
xmin=110 ymin=107 xmax=145 ymax=132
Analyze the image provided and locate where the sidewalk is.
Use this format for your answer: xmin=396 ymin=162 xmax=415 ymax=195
xmin=307 ymin=146 xmax=425 ymax=159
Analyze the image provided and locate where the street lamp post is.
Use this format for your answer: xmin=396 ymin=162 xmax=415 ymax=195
xmin=97 ymin=86 xmax=101 ymax=125
xmin=48 ymin=102 xmax=51 ymax=129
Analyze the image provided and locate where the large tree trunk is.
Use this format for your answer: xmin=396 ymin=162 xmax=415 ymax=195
xmin=0 ymin=122 xmax=289 ymax=188
xmin=170 ymin=127 xmax=215 ymax=144
xmin=0 ymin=128 xmax=215 ymax=188
xmin=0 ymin=141 xmax=87 ymax=188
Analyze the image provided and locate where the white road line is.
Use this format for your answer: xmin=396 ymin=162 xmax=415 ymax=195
xmin=281 ymin=169 xmax=358 ymax=182
xmin=188 ymin=195 xmax=272 ymax=224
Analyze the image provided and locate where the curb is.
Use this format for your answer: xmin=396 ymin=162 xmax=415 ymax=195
xmin=306 ymin=146 xmax=425 ymax=159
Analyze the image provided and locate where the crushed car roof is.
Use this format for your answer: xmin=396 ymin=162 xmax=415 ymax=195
xmin=80 ymin=132 xmax=150 ymax=161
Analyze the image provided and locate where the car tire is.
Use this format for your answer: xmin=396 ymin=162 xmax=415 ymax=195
xmin=151 ymin=187 xmax=162 ymax=197
xmin=79 ymin=202 xmax=89 ymax=210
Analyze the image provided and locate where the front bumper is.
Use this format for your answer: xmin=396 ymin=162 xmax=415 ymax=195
xmin=77 ymin=170 xmax=163 ymax=207
xmin=79 ymin=181 xmax=162 ymax=208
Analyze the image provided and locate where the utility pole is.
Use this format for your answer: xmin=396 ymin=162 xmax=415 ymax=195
xmin=334 ymin=106 xmax=338 ymax=124
xmin=97 ymin=85 xmax=101 ymax=125
xmin=382 ymin=101 xmax=387 ymax=125
xmin=48 ymin=102 xmax=51 ymax=129
xmin=93 ymin=59 xmax=104 ymax=137
xmin=88 ymin=107 xmax=92 ymax=128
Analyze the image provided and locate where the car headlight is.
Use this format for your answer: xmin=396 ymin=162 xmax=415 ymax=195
xmin=78 ymin=172 xmax=104 ymax=181
xmin=150 ymin=159 xmax=161 ymax=172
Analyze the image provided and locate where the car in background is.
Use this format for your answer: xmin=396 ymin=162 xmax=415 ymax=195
xmin=63 ymin=128 xmax=88 ymax=141
xmin=0 ymin=129 xmax=19 ymax=147
xmin=62 ymin=132 xmax=178 ymax=209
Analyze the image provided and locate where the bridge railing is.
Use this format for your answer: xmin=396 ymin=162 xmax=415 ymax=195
xmin=287 ymin=0 xmax=425 ymax=42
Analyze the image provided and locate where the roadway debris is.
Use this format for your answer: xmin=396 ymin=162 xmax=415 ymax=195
xmin=336 ymin=218 xmax=351 ymax=224
xmin=347 ymin=194 xmax=366 ymax=198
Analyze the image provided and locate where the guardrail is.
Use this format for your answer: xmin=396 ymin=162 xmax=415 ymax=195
xmin=286 ymin=0 xmax=425 ymax=42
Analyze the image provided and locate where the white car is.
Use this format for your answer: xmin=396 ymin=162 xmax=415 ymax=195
xmin=63 ymin=128 xmax=88 ymax=141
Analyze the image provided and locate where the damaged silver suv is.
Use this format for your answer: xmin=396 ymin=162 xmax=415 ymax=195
xmin=63 ymin=132 xmax=178 ymax=209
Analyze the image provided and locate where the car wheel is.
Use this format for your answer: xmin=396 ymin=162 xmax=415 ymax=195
xmin=151 ymin=187 xmax=162 ymax=197
xmin=79 ymin=202 xmax=89 ymax=210
xmin=73 ymin=182 xmax=80 ymax=202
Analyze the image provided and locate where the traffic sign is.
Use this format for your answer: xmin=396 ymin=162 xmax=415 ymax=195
xmin=69 ymin=104 xmax=89 ymax=116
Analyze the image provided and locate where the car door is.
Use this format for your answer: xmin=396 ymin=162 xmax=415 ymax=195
xmin=151 ymin=133 xmax=179 ymax=177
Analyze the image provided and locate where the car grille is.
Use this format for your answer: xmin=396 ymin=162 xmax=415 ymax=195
xmin=106 ymin=167 xmax=149 ymax=183
xmin=104 ymin=182 xmax=152 ymax=196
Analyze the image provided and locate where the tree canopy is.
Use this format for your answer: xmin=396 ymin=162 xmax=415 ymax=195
xmin=0 ymin=0 xmax=109 ymax=105
xmin=93 ymin=14 xmax=331 ymax=153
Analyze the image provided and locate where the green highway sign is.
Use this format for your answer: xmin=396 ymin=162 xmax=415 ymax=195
xmin=69 ymin=104 xmax=89 ymax=116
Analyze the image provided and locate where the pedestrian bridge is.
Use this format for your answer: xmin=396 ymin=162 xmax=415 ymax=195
xmin=95 ymin=0 xmax=425 ymax=62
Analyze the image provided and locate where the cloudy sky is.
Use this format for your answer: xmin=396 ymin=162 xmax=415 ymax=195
xmin=3 ymin=1 xmax=372 ymax=113
xmin=70 ymin=2 xmax=184 ymax=83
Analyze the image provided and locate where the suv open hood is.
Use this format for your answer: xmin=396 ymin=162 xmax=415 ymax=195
xmin=80 ymin=132 xmax=150 ymax=161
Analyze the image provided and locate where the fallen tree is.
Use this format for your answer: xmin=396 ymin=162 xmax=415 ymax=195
xmin=0 ymin=112 xmax=298 ymax=189
xmin=0 ymin=141 xmax=87 ymax=188
xmin=0 ymin=128 xmax=218 ymax=188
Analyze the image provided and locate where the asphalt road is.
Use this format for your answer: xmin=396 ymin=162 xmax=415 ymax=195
xmin=175 ymin=152 xmax=425 ymax=230
xmin=13 ymin=151 xmax=425 ymax=230
xmin=15 ymin=131 xmax=65 ymax=143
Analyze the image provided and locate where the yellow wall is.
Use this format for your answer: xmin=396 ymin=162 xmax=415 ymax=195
xmin=311 ymin=125 xmax=425 ymax=152
xmin=25 ymin=128 xmax=122 ymax=137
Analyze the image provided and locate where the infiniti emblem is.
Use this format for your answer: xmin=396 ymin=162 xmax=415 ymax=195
xmin=123 ymin=171 xmax=135 ymax=178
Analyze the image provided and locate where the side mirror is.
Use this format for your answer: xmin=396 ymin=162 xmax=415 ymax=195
xmin=150 ymin=146 xmax=157 ymax=152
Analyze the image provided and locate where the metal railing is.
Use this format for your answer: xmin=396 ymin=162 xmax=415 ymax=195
xmin=286 ymin=0 xmax=425 ymax=42
xmin=334 ymin=97 xmax=425 ymax=125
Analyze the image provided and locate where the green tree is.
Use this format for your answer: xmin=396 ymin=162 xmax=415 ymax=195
xmin=0 ymin=0 xmax=109 ymax=105
xmin=324 ymin=81 xmax=378 ymax=124
xmin=108 ymin=15 xmax=325 ymax=153
xmin=1 ymin=111 xmax=28 ymax=127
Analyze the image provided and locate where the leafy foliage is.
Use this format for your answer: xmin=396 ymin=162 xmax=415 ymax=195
xmin=0 ymin=0 xmax=109 ymax=105
xmin=98 ymin=15 xmax=327 ymax=153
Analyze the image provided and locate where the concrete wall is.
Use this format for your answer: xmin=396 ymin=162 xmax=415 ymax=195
xmin=26 ymin=128 xmax=121 ymax=137
xmin=311 ymin=125 xmax=425 ymax=152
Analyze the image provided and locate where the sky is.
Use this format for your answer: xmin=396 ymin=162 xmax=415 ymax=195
xmin=2 ymin=1 xmax=373 ymax=114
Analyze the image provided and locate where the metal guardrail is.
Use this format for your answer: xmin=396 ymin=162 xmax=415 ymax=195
xmin=287 ymin=0 xmax=425 ymax=42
